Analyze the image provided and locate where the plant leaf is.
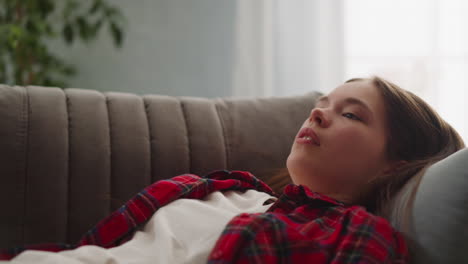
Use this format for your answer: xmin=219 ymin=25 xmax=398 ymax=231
xmin=109 ymin=22 xmax=122 ymax=47
xmin=38 ymin=0 xmax=55 ymax=19
xmin=89 ymin=0 xmax=102 ymax=14
xmin=2 ymin=0 xmax=126 ymax=87
xmin=77 ymin=16 xmax=93 ymax=40
xmin=63 ymin=23 xmax=74 ymax=44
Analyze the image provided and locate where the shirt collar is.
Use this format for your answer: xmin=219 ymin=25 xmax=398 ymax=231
xmin=282 ymin=184 xmax=347 ymax=207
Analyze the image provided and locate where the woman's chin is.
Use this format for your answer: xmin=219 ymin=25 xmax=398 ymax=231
xmin=287 ymin=157 xmax=320 ymax=180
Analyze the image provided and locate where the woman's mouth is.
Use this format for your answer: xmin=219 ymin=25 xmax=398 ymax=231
xmin=296 ymin=127 xmax=320 ymax=146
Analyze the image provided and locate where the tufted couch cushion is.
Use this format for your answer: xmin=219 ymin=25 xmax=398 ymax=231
xmin=0 ymin=85 xmax=320 ymax=248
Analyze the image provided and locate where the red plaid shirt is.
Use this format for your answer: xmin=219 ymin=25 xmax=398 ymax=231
xmin=0 ymin=170 xmax=408 ymax=263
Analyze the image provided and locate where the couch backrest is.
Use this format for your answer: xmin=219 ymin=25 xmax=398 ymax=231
xmin=0 ymin=85 xmax=320 ymax=248
xmin=8 ymin=84 xmax=465 ymax=262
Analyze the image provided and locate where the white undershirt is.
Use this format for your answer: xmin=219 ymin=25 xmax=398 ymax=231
xmin=6 ymin=190 xmax=276 ymax=264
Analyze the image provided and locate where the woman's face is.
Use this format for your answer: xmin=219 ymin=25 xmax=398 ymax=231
xmin=287 ymin=80 xmax=395 ymax=202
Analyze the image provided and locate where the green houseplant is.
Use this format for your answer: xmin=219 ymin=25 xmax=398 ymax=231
xmin=0 ymin=0 xmax=125 ymax=87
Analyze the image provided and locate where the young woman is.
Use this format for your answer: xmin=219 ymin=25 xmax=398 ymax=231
xmin=1 ymin=76 xmax=464 ymax=263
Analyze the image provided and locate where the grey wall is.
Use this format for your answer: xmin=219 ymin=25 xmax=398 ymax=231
xmin=52 ymin=0 xmax=236 ymax=97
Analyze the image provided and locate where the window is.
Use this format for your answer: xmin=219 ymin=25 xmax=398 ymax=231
xmin=345 ymin=0 xmax=468 ymax=142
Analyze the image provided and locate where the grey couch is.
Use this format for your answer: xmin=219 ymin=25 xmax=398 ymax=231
xmin=0 ymin=85 xmax=467 ymax=263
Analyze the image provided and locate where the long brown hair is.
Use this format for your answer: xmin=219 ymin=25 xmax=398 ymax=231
xmin=266 ymin=76 xmax=465 ymax=217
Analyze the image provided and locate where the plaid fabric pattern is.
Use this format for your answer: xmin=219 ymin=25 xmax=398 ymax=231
xmin=0 ymin=170 xmax=408 ymax=263
xmin=209 ymin=184 xmax=409 ymax=263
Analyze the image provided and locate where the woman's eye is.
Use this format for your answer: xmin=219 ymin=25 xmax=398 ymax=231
xmin=343 ymin=112 xmax=361 ymax=121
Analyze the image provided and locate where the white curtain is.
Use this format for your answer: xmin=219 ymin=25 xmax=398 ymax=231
xmin=231 ymin=0 xmax=345 ymax=98
xmin=231 ymin=0 xmax=275 ymax=97
xmin=344 ymin=0 xmax=468 ymax=142
xmin=232 ymin=0 xmax=467 ymax=143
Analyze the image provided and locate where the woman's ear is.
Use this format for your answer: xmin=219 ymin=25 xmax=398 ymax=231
xmin=382 ymin=160 xmax=408 ymax=175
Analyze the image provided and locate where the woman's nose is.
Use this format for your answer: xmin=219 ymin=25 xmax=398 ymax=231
xmin=309 ymin=108 xmax=330 ymax=127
